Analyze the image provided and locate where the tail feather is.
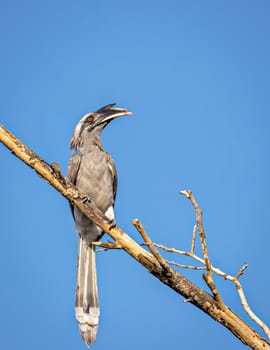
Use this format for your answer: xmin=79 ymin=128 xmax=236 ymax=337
xmin=76 ymin=237 xmax=99 ymax=347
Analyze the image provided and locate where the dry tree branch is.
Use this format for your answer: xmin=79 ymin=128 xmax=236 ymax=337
xmin=180 ymin=190 xmax=225 ymax=307
xmin=166 ymin=260 xmax=206 ymax=270
xmin=0 ymin=123 xmax=269 ymax=350
xmin=92 ymin=241 xmax=122 ymax=252
xmin=132 ymin=218 xmax=170 ymax=270
xmin=92 ymin=185 xmax=270 ymax=340
xmin=151 ymin=242 xmax=270 ymax=339
xmin=97 ymin=234 xmax=270 ymax=340
xmin=94 ymin=241 xmax=205 ymax=270
xmin=191 ymin=224 xmax=197 ymax=254
xmin=223 ymin=264 xmax=270 ymax=339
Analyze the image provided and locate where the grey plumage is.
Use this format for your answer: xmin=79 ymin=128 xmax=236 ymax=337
xmin=67 ymin=104 xmax=132 ymax=346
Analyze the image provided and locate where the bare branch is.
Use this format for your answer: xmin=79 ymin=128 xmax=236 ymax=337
xmin=190 ymin=224 xmax=197 ymax=254
xmin=132 ymin=219 xmax=169 ymax=270
xmin=92 ymin=241 xmax=122 ymax=252
xmin=167 ymin=260 xmax=206 ymax=270
xmin=180 ymin=190 xmax=225 ymax=307
xmin=235 ymin=263 xmax=248 ymax=279
xmin=1 ymin=124 xmax=269 ymax=349
xmin=151 ymin=241 xmax=270 ymax=339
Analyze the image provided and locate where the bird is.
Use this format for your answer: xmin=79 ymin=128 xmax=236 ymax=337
xmin=67 ymin=103 xmax=132 ymax=346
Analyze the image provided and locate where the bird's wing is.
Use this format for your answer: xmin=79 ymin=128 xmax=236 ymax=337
xmin=67 ymin=152 xmax=81 ymax=217
xmin=67 ymin=152 xmax=81 ymax=184
xmin=106 ymin=153 xmax=118 ymax=202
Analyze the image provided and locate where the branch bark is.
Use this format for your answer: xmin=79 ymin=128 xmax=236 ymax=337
xmin=0 ymin=124 xmax=269 ymax=350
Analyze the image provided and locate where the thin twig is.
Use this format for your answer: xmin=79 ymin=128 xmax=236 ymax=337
xmin=235 ymin=263 xmax=248 ymax=279
xmin=97 ymin=236 xmax=270 ymax=340
xmin=180 ymin=190 xmax=225 ymax=307
xmin=167 ymin=260 xmax=205 ymax=270
xmin=229 ymin=264 xmax=270 ymax=339
xmin=132 ymin=219 xmax=169 ymax=270
xmin=92 ymin=241 xmax=122 ymax=252
xmin=152 ymin=241 xmax=270 ymax=340
xmin=191 ymin=224 xmax=197 ymax=254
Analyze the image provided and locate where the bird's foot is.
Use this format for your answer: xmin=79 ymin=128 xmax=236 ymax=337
xmin=109 ymin=219 xmax=116 ymax=230
xmin=81 ymin=194 xmax=92 ymax=203
xmin=50 ymin=162 xmax=66 ymax=183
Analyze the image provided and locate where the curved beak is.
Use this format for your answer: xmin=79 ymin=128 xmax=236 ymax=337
xmin=95 ymin=103 xmax=132 ymax=124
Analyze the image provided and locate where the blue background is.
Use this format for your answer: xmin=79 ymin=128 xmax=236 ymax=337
xmin=0 ymin=1 xmax=269 ymax=349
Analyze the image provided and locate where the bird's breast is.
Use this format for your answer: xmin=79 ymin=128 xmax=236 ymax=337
xmin=75 ymin=150 xmax=115 ymax=213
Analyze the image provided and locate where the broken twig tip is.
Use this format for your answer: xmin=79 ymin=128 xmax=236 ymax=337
xmin=132 ymin=218 xmax=139 ymax=225
xmin=235 ymin=263 xmax=248 ymax=279
xmin=179 ymin=190 xmax=192 ymax=198
xmin=183 ymin=298 xmax=192 ymax=303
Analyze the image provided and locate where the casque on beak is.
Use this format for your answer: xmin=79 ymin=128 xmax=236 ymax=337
xmin=95 ymin=103 xmax=132 ymax=124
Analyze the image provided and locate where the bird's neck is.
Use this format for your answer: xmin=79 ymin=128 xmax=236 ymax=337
xmin=77 ymin=129 xmax=104 ymax=153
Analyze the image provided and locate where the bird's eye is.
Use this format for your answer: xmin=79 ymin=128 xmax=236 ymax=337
xmin=86 ymin=115 xmax=93 ymax=123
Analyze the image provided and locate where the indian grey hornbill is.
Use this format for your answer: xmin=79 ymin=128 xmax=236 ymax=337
xmin=67 ymin=104 xmax=132 ymax=346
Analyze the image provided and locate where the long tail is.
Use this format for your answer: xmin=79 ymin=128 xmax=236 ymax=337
xmin=75 ymin=236 xmax=99 ymax=347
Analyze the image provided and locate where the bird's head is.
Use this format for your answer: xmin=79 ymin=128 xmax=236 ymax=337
xmin=70 ymin=103 xmax=132 ymax=150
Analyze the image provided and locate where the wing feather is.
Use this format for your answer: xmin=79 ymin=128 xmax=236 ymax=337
xmin=67 ymin=152 xmax=81 ymax=217
xmin=106 ymin=153 xmax=118 ymax=202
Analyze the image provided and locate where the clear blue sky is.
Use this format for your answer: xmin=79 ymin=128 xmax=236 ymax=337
xmin=0 ymin=1 xmax=269 ymax=349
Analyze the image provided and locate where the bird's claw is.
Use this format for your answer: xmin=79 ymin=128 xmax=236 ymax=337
xmin=81 ymin=194 xmax=92 ymax=203
xmin=109 ymin=219 xmax=116 ymax=230
xmin=50 ymin=162 xmax=66 ymax=183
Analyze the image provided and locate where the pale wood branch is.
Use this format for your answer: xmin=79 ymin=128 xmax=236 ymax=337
xmin=166 ymin=260 xmax=205 ymax=270
xmin=132 ymin=219 xmax=169 ymax=270
xmin=190 ymin=224 xmax=197 ymax=254
xmin=151 ymin=242 xmax=270 ymax=339
xmin=92 ymin=241 xmax=122 ymax=252
xmin=0 ymin=123 xmax=269 ymax=350
xmin=180 ymin=190 xmax=225 ymax=307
